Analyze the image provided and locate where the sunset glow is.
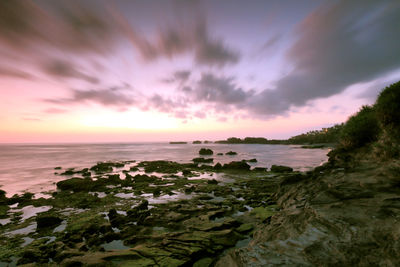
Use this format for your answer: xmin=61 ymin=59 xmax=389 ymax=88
xmin=1 ymin=0 xmax=399 ymax=143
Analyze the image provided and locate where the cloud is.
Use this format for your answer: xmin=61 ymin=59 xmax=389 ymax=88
xmin=161 ymin=70 xmax=191 ymax=84
xmin=174 ymin=71 xmax=191 ymax=83
xmin=116 ymin=12 xmax=239 ymax=66
xmin=45 ymin=84 xmax=137 ymax=109
xmin=42 ymin=59 xmax=99 ymax=84
xmin=248 ymin=0 xmax=400 ymax=116
xmin=192 ymin=22 xmax=239 ymax=66
xmin=0 ymin=1 xmax=116 ymax=54
xmin=147 ymin=94 xmax=187 ymax=113
xmin=193 ymin=73 xmax=253 ymax=104
xmin=0 ymin=66 xmax=33 ymax=80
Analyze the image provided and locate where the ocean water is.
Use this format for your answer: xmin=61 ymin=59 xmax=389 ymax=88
xmin=0 ymin=143 xmax=330 ymax=197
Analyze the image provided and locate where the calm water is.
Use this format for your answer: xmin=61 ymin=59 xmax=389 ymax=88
xmin=0 ymin=143 xmax=329 ymax=197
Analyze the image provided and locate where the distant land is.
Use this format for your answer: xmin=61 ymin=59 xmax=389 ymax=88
xmin=169 ymin=124 xmax=343 ymax=146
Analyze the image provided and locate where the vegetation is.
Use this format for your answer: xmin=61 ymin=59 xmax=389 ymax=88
xmin=215 ymin=137 xmax=270 ymax=144
xmin=375 ymin=81 xmax=400 ymax=139
xmin=339 ymin=106 xmax=379 ymax=149
xmin=288 ymin=124 xmax=343 ymax=144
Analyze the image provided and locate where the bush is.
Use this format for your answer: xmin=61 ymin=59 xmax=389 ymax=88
xmin=340 ymin=105 xmax=380 ymax=149
xmin=375 ymin=81 xmax=400 ymax=138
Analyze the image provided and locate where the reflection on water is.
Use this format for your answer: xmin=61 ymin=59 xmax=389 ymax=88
xmin=0 ymin=143 xmax=329 ymax=197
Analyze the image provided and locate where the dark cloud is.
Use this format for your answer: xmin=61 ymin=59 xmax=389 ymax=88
xmin=42 ymin=59 xmax=99 ymax=84
xmin=45 ymin=84 xmax=136 ymax=108
xmin=193 ymin=73 xmax=253 ymax=104
xmin=0 ymin=66 xmax=33 ymax=80
xmin=0 ymin=0 xmax=116 ymax=54
xmin=117 ymin=14 xmax=239 ymax=66
xmin=249 ymin=0 xmax=400 ymax=115
xmin=193 ymin=22 xmax=239 ymax=66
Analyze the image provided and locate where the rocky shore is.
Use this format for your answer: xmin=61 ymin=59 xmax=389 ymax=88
xmin=216 ymin=147 xmax=400 ymax=266
xmin=0 ymin=156 xmax=297 ymax=266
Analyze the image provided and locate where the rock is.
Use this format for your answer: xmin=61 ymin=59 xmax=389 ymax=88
xmin=214 ymin=163 xmax=223 ymax=170
xmin=90 ymin=162 xmax=114 ymax=173
xmin=17 ymin=249 xmax=40 ymax=265
xmin=270 ymin=165 xmax=293 ymax=173
xmin=133 ymin=174 xmax=157 ymax=183
xmin=217 ymin=153 xmax=223 ymax=156
xmin=193 ymin=257 xmax=213 ymax=267
xmin=250 ymin=206 xmax=276 ymax=220
xmin=60 ymin=169 xmax=75 ymax=175
xmin=153 ymin=188 xmax=161 ymax=197
xmin=192 ymin=157 xmax=214 ymax=163
xmin=56 ymin=177 xmax=93 ymax=192
xmin=130 ymin=166 xmax=139 ymax=172
xmin=225 ymin=151 xmax=237 ymax=156
xmin=253 ymin=167 xmax=267 ymax=172
xmin=182 ymin=169 xmax=192 ymax=176
xmin=236 ymin=223 xmax=254 ymax=233
xmin=139 ymin=160 xmax=183 ymax=173
xmin=207 ymin=179 xmax=219 ymax=185
xmin=36 ymin=214 xmax=63 ymax=230
xmin=199 ymin=148 xmax=213 ymax=155
xmin=247 ymin=158 xmax=257 ymax=162
xmin=54 ymin=166 xmax=62 ymax=170
xmin=222 ymin=161 xmax=251 ymax=171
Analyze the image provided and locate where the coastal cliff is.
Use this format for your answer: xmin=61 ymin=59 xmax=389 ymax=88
xmin=217 ymin=82 xmax=400 ymax=266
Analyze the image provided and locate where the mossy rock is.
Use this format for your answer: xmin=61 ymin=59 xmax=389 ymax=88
xmin=251 ymin=207 xmax=276 ymax=220
xmin=236 ymin=223 xmax=254 ymax=233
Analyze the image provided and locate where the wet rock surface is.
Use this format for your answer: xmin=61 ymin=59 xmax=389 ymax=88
xmin=0 ymin=159 xmax=284 ymax=266
xmin=217 ymin=156 xmax=400 ymax=266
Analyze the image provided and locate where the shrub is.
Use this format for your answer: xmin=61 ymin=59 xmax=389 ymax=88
xmin=375 ymin=81 xmax=400 ymax=138
xmin=340 ymin=105 xmax=380 ymax=149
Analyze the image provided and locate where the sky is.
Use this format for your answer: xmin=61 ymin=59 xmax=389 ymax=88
xmin=1 ymin=0 xmax=400 ymax=143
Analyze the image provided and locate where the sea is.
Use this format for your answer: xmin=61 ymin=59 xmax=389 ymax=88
xmin=0 ymin=143 xmax=330 ymax=197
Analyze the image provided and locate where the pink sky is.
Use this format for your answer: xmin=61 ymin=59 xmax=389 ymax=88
xmin=1 ymin=0 xmax=399 ymax=143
